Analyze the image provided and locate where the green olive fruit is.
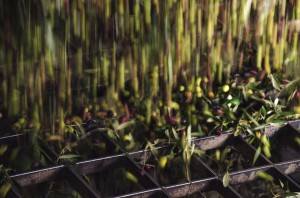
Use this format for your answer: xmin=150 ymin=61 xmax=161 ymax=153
xmin=222 ymin=84 xmax=230 ymax=93
xmin=159 ymin=156 xmax=168 ymax=168
xmin=208 ymin=91 xmax=215 ymax=99
xmin=294 ymin=106 xmax=300 ymax=114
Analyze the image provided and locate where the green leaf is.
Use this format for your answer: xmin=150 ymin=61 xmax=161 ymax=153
xmin=145 ymin=140 xmax=158 ymax=157
xmin=190 ymin=143 xmax=195 ymax=155
xmin=153 ymin=138 xmax=167 ymax=145
xmin=252 ymin=146 xmax=261 ymax=166
xmin=270 ymin=120 xmax=285 ymax=128
xmin=0 ymin=145 xmax=7 ymax=155
xmin=252 ymin=124 xmax=266 ymax=131
xmin=242 ymin=109 xmax=260 ymax=126
xmin=116 ymin=120 xmax=135 ymax=131
xmin=246 ymin=127 xmax=255 ymax=136
xmin=261 ymin=106 xmax=267 ymax=117
xmin=107 ymin=129 xmax=119 ymax=140
xmin=266 ymin=114 xmax=278 ymax=124
xmin=270 ymin=119 xmax=285 ymax=123
xmin=74 ymin=121 xmax=85 ymax=135
xmin=288 ymin=89 xmax=297 ymax=103
xmin=220 ymin=147 xmax=231 ymax=162
xmin=171 ymin=128 xmax=179 ymax=140
xmin=227 ymin=98 xmax=240 ymax=106
xmin=223 ymin=171 xmax=230 ymax=187
xmin=249 ymin=95 xmax=273 ymax=107
xmin=269 ymin=74 xmax=281 ymax=90
xmin=224 ymin=106 xmax=237 ymax=119
xmin=274 ymin=98 xmax=279 ymax=106
xmin=279 ymin=179 xmax=284 ymax=188
xmin=280 ymin=111 xmax=295 ymax=116
xmin=193 ymin=149 xmax=205 ymax=156
xmin=165 ymin=129 xmax=170 ymax=141
xmin=187 ymin=125 xmax=192 ymax=146
xmin=256 ymin=170 xmax=274 ymax=182
xmin=279 ymin=77 xmax=300 ymax=97
xmin=58 ymin=154 xmax=80 ymax=160
xmin=284 ymin=192 xmax=300 ymax=197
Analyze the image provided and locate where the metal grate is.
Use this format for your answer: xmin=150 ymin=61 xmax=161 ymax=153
xmin=1 ymin=120 xmax=300 ymax=198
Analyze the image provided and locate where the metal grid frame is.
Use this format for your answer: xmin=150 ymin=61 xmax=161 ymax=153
xmin=1 ymin=120 xmax=300 ymax=198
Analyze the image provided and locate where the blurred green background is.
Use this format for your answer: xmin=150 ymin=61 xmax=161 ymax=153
xmin=0 ymin=0 xmax=300 ymax=134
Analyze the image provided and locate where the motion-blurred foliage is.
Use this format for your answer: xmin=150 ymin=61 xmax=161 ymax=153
xmin=0 ymin=0 xmax=300 ymax=134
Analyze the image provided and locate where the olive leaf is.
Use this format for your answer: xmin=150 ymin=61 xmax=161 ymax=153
xmin=57 ymin=154 xmax=80 ymax=163
xmin=252 ymin=146 xmax=261 ymax=166
xmin=284 ymin=192 xmax=300 ymax=197
xmin=287 ymin=89 xmax=297 ymax=103
xmin=269 ymin=74 xmax=281 ymax=90
xmin=172 ymin=128 xmax=179 ymax=140
xmin=242 ymin=109 xmax=260 ymax=127
xmin=73 ymin=121 xmax=85 ymax=136
xmin=58 ymin=154 xmax=80 ymax=160
xmin=116 ymin=120 xmax=135 ymax=131
xmin=279 ymin=179 xmax=284 ymax=189
xmin=187 ymin=125 xmax=192 ymax=146
xmin=279 ymin=77 xmax=300 ymax=96
xmin=107 ymin=129 xmax=120 ymax=140
xmin=190 ymin=143 xmax=195 ymax=155
xmin=256 ymin=170 xmax=274 ymax=182
xmin=261 ymin=106 xmax=267 ymax=117
xmin=0 ymin=145 xmax=7 ymax=156
xmin=269 ymin=119 xmax=285 ymax=128
xmin=252 ymin=124 xmax=266 ymax=131
xmin=145 ymin=140 xmax=158 ymax=157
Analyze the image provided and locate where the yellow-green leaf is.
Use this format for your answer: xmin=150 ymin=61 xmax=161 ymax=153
xmin=0 ymin=145 xmax=7 ymax=155
xmin=269 ymin=74 xmax=281 ymax=90
xmin=116 ymin=120 xmax=135 ymax=131
xmin=252 ymin=146 xmax=261 ymax=166
xmin=256 ymin=171 xmax=274 ymax=182
xmin=58 ymin=154 xmax=80 ymax=160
